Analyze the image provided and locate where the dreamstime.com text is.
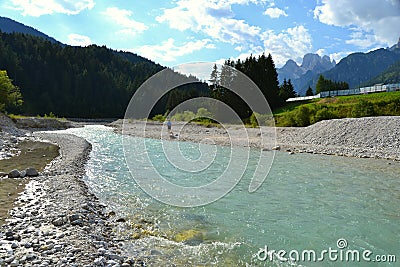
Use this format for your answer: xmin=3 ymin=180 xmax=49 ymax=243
xmin=256 ymin=239 xmax=396 ymax=264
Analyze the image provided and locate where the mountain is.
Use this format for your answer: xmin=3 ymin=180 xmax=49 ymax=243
xmin=300 ymin=46 xmax=400 ymax=95
xmin=277 ymin=53 xmax=336 ymax=94
xmin=0 ymin=16 xmax=160 ymax=71
xmin=0 ymin=16 xmax=60 ymax=44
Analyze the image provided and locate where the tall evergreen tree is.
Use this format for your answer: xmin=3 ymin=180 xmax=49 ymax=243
xmin=279 ymin=78 xmax=296 ymax=102
xmin=305 ymin=86 xmax=314 ymax=96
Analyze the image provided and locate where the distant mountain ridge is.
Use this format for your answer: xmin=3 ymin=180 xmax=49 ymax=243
xmin=303 ymin=47 xmax=400 ymax=95
xmin=0 ymin=16 xmax=60 ymax=44
xmin=278 ymin=53 xmax=336 ymax=94
xmin=279 ymin=38 xmax=400 ymax=96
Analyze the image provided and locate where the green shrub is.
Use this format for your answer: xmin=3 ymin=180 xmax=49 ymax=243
xmin=171 ymin=110 xmax=195 ymax=121
xmin=196 ymin=108 xmax=212 ymax=119
xmin=313 ymin=107 xmax=335 ymax=122
xmin=152 ymin=114 xmax=166 ymax=122
xmin=250 ymin=112 xmax=274 ymax=127
xmin=44 ymin=112 xmax=57 ymax=119
xmin=294 ymin=106 xmax=313 ymax=126
xmin=350 ymin=100 xmax=375 ymax=117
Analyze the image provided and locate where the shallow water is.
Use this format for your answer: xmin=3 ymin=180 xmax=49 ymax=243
xmin=0 ymin=141 xmax=59 ymax=225
xmin=63 ymin=125 xmax=400 ymax=266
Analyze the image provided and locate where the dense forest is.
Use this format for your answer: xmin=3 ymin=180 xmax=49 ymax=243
xmin=0 ymin=31 xmax=166 ymax=117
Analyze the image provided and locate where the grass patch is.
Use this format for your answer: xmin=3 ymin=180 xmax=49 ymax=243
xmin=274 ymin=91 xmax=400 ymax=127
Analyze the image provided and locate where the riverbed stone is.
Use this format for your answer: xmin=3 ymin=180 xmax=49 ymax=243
xmin=26 ymin=167 xmax=39 ymax=177
xmin=8 ymin=169 xmax=20 ymax=178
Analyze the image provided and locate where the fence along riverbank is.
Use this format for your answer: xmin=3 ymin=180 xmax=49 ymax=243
xmin=287 ymin=83 xmax=400 ymax=102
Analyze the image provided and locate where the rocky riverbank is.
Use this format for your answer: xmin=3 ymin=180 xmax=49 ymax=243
xmin=0 ymin=132 xmax=142 ymax=266
xmin=276 ymin=116 xmax=400 ymax=160
xmin=0 ymin=114 xmax=140 ymax=266
xmin=111 ymin=116 xmax=400 ymax=161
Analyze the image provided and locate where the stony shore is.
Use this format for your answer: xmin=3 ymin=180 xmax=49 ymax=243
xmin=110 ymin=116 xmax=400 ymax=161
xmin=276 ymin=116 xmax=400 ymax=160
xmin=0 ymin=114 xmax=139 ymax=266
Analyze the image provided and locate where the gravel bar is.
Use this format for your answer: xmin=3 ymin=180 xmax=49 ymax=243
xmin=0 ymin=132 xmax=140 ymax=267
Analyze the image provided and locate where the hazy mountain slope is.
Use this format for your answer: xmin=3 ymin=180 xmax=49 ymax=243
xmin=0 ymin=16 xmax=60 ymax=44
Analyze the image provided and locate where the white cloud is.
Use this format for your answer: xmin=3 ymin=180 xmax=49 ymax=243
xmin=262 ymin=25 xmax=313 ymax=67
xmin=8 ymin=0 xmax=94 ymax=16
xmin=156 ymin=0 xmax=264 ymax=44
xmin=329 ymin=51 xmax=351 ymax=64
xmin=102 ymin=7 xmax=148 ymax=36
xmin=133 ymin=38 xmax=215 ymax=62
xmin=67 ymin=33 xmax=92 ymax=46
xmin=314 ymin=0 xmax=400 ymax=47
xmin=345 ymin=30 xmax=380 ymax=48
xmin=315 ymin=48 xmax=326 ymax=57
xmin=174 ymin=62 xmax=216 ymax=82
xmin=263 ymin=7 xmax=288 ymax=19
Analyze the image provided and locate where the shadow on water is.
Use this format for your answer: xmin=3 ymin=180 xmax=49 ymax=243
xmin=0 ymin=141 xmax=59 ymax=225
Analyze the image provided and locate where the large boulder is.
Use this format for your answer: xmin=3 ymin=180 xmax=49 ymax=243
xmin=8 ymin=169 xmax=20 ymax=178
xmin=25 ymin=167 xmax=39 ymax=177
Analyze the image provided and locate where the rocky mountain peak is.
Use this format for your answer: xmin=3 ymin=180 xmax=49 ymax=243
xmin=301 ymin=53 xmax=322 ymax=71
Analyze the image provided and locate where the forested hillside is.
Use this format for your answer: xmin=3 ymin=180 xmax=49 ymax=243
xmin=0 ymin=31 xmax=165 ymax=117
xmin=363 ymin=60 xmax=400 ymax=86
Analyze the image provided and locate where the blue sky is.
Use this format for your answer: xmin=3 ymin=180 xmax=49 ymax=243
xmin=1 ymin=0 xmax=399 ymax=68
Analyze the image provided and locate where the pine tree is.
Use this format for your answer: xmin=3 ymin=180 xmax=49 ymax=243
xmin=209 ymin=63 xmax=219 ymax=90
xmin=306 ymin=86 xmax=314 ymax=96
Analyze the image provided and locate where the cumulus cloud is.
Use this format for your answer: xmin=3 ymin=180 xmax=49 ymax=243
xmin=67 ymin=33 xmax=92 ymax=46
xmin=262 ymin=25 xmax=312 ymax=67
xmin=133 ymin=38 xmax=215 ymax=62
xmin=8 ymin=0 xmax=94 ymax=16
xmin=263 ymin=7 xmax=288 ymax=19
xmin=314 ymin=0 xmax=400 ymax=47
xmin=102 ymin=7 xmax=148 ymax=36
xmin=156 ymin=0 xmax=264 ymax=44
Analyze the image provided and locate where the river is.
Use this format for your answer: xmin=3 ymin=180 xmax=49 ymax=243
xmin=59 ymin=125 xmax=400 ymax=266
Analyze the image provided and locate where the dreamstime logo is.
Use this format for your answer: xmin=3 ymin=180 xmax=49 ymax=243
xmin=122 ymin=62 xmax=276 ymax=207
xmin=256 ymin=238 xmax=397 ymax=264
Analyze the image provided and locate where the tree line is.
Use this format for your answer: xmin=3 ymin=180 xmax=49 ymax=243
xmin=208 ymin=54 xmax=296 ymax=120
xmin=1 ymin=31 xmax=298 ymax=120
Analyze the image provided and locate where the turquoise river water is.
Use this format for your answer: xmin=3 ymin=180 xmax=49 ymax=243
xmin=61 ymin=125 xmax=399 ymax=266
